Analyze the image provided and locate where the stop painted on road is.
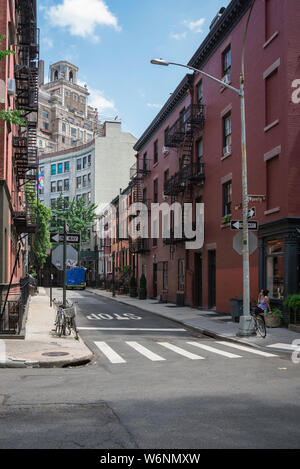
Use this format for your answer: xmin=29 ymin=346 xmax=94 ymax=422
xmin=86 ymin=313 xmax=142 ymax=321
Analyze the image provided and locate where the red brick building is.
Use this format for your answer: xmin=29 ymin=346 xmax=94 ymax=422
xmin=133 ymin=0 xmax=300 ymax=323
xmin=0 ymin=0 xmax=39 ymax=332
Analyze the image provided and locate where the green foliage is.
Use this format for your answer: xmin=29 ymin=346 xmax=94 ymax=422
xmin=222 ymin=214 xmax=232 ymax=224
xmin=32 ymin=202 xmax=52 ymax=270
xmin=122 ymin=265 xmax=131 ymax=275
xmin=139 ymin=273 xmax=147 ymax=291
xmin=50 ymin=195 xmax=97 ymax=244
xmin=129 ymin=275 xmax=136 ymax=289
xmin=268 ymin=308 xmax=283 ymax=320
xmin=0 ymin=35 xmax=15 ymax=60
xmin=284 ymin=294 xmax=300 ymax=313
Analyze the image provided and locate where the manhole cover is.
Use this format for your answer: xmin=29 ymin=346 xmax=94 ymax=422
xmin=42 ymin=352 xmax=70 ymax=357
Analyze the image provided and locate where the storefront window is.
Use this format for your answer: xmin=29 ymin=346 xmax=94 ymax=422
xmin=266 ymin=239 xmax=284 ymax=299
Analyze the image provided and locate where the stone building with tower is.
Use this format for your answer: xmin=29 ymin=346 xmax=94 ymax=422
xmin=37 ymin=60 xmax=104 ymax=155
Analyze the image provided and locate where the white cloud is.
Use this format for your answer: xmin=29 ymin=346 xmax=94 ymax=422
xmin=170 ymin=32 xmax=187 ymax=41
xmin=147 ymin=103 xmax=162 ymax=110
xmin=42 ymin=37 xmax=53 ymax=48
xmin=78 ymin=80 xmax=115 ymax=112
xmin=184 ymin=18 xmax=206 ymax=33
xmin=47 ymin=0 xmax=121 ymax=42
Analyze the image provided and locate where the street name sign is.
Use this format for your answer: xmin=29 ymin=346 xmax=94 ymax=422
xmin=230 ymin=220 xmax=258 ymax=231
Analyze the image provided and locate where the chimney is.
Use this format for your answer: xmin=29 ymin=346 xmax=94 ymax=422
xmin=38 ymin=60 xmax=45 ymax=86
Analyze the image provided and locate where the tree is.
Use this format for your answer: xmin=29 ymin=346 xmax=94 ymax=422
xmin=50 ymin=195 xmax=97 ymax=243
xmin=31 ymin=201 xmax=52 ymax=271
xmin=0 ymin=35 xmax=25 ymax=131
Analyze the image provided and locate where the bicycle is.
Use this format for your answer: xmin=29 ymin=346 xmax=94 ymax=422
xmin=250 ymin=307 xmax=267 ymax=338
xmin=53 ymin=299 xmax=78 ymax=339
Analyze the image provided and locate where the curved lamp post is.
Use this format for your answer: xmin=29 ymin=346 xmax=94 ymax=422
xmin=151 ymin=1 xmax=256 ymax=336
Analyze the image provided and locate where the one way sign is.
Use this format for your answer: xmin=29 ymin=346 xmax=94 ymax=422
xmin=50 ymin=233 xmax=81 ymax=244
xmin=231 ymin=220 xmax=258 ymax=231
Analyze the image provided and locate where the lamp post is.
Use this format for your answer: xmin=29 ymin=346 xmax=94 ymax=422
xmin=151 ymin=2 xmax=255 ymax=336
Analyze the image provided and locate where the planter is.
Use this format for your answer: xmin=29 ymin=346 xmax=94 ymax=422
xmin=129 ymin=288 xmax=137 ymax=298
xmin=265 ymin=314 xmax=281 ymax=328
xmin=139 ymin=289 xmax=147 ymax=300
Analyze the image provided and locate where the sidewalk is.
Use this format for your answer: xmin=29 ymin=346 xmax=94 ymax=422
xmin=87 ymin=288 xmax=300 ymax=353
xmin=0 ymin=287 xmax=93 ymax=368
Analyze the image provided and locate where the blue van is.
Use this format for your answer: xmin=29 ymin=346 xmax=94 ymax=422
xmin=66 ymin=266 xmax=86 ymax=290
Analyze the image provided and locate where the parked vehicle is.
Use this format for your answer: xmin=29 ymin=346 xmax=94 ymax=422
xmin=66 ymin=267 xmax=86 ymax=290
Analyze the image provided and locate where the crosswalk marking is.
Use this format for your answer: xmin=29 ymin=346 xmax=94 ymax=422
xmin=126 ymin=341 xmax=165 ymax=361
xmin=187 ymin=342 xmax=242 ymax=358
xmin=94 ymin=341 xmax=126 ymax=364
xmin=266 ymin=343 xmax=299 ymax=351
xmin=78 ymin=327 xmax=186 ymax=332
xmin=157 ymin=342 xmax=205 ymax=360
xmin=216 ymin=341 xmax=278 ymax=357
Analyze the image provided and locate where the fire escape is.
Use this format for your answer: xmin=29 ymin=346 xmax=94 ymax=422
xmin=129 ymin=158 xmax=151 ymax=254
xmin=13 ymin=0 xmax=39 ymax=234
xmin=163 ymin=103 xmax=206 ymax=246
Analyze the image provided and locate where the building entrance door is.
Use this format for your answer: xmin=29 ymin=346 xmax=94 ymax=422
xmin=208 ymin=250 xmax=216 ymax=309
xmin=194 ymin=253 xmax=202 ymax=307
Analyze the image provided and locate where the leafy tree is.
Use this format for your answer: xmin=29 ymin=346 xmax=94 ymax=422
xmin=0 ymin=35 xmax=25 ymax=131
xmin=31 ymin=201 xmax=52 ymax=271
xmin=50 ymin=195 xmax=97 ymax=243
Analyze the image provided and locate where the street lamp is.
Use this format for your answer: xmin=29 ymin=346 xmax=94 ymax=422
xmin=151 ymin=2 xmax=255 ymax=336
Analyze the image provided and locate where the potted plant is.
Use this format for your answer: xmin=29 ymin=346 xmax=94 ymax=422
xmin=221 ymin=214 xmax=231 ymax=226
xmin=284 ymin=294 xmax=300 ymax=331
xmin=139 ymin=273 xmax=147 ymax=300
xmin=265 ymin=308 xmax=283 ymax=328
xmin=129 ymin=275 xmax=137 ymax=298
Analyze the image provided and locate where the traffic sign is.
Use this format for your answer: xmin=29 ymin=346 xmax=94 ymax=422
xmin=51 ymin=245 xmax=78 ymax=270
xmin=248 ymin=207 xmax=256 ymax=219
xmin=231 ymin=220 xmax=258 ymax=231
xmin=233 ymin=231 xmax=258 ymax=255
xmin=50 ymin=233 xmax=80 ymax=244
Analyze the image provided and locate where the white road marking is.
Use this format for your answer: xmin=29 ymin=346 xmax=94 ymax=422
xmin=94 ymin=341 xmax=126 ymax=364
xmin=157 ymin=342 xmax=204 ymax=360
xmin=126 ymin=342 xmax=166 ymax=361
xmin=216 ymin=341 xmax=278 ymax=357
xmin=187 ymin=342 xmax=242 ymax=358
xmin=266 ymin=343 xmax=300 ymax=351
xmin=77 ymin=327 xmax=187 ymax=331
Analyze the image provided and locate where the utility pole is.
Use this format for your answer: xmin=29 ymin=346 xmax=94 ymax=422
xmin=63 ymin=221 xmax=67 ymax=308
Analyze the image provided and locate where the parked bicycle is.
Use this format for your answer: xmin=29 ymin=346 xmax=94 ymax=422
xmin=53 ymin=299 xmax=78 ymax=339
xmin=250 ymin=307 xmax=267 ymax=338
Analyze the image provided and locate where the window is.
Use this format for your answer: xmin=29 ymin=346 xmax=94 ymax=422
xmin=57 ymin=163 xmax=63 ymax=174
xmin=69 ymin=117 xmax=74 ymax=124
xmin=80 ymin=97 xmax=85 ymax=104
xmin=164 ymin=128 xmax=169 ymax=146
xmin=77 ymin=158 xmax=82 ymax=170
xmin=76 ymin=176 xmax=82 ymax=189
xmin=73 ymin=93 xmax=78 ymax=101
xmin=71 ymin=127 xmax=76 ymax=137
xmin=40 ymin=166 xmax=44 ymax=177
xmin=154 ymin=140 xmax=158 ymax=165
xmin=87 ymin=133 xmax=92 ymax=141
xmin=62 ymin=136 xmax=65 ymax=143
xmin=51 ymin=182 xmax=56 ymax=193
xmin=83 ymin=156 xmax=87 ymax=169
xmin=83 ymin=174 xmax=87 ymax=187
xmin=153 ymin=179 xmax=158 ymax=203
xmin=88 ymin=154 xmax=91 ymax=166
xmin=163 ymin=262 xmax=168 ymax=290
xmin=62 ymin=122 xmax=66 ymax=132
xmin=57 ymin=180 xmax=63 ymax=192
xmin=64 ymin=161 xmax=69 ymax=172
xmin=51 ymin=164 xmax=56 ymax=175
xmin=88 ymin=173 xmax=91 ymax=185
xmin=223 ymin=113 xmax=232 ymax=154
xmin=178 ymin=259 xmax=185 ymax=292
xmin=196 ymin=80 xmax=203 ymax=103
xmin=265 ymin=69 xmax=279 ymax=127
xmin=222 ymin=45 xmax=231 ymax=81
xmin=152 ymin=218 xmax=158 ymax=247
xmin=196 ymin=138 xmax=203 ymax=172
xmin=64 ymin=179 xmax=69 ymax=191
xmin=42 ymin=110 xmax=49 ymax=119
xmin=65 ymin=90 xmax=69 ymax=97
xmin=223 ymin=180 xmax=232 ymax=216
xmin=43 ymin=122 xmax=49 ymax=130
xmin=164 ymin=169 xmax=169 ymax=187
xmin=71 ymin=139 xmax=76 ymax=147
xmin=266 ymin=239 xmax=284 ymax=299
xmin=79 ymin=130 xmax=83 ymax=140
xmin=84 ymin=123 xmax=90 ymax=130
xmin=38 ymin=140 xmax=43 ymax=147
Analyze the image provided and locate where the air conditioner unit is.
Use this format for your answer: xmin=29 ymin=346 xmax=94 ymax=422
xmin=7 ymin=78 xmax=16 ymax=96
xmin=162 ymin=146 xmax=169 ymax=155
xmin=223 ymin=145 xmax=232 ymax=156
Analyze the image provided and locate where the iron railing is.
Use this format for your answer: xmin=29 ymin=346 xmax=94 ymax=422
xmin=165 ymin=104 xmax=205 ymax=148
xmin=164 ymin=162 xmax=205 ymax=196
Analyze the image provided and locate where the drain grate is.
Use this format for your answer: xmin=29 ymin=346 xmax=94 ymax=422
xmin=42 ymin=352 xmax=70 ymax=357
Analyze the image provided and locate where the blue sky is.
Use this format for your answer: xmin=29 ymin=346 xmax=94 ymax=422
xmin=38 ymin=0 xmax=230 ymax=139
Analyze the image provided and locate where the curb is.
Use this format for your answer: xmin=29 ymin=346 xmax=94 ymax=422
xmin=87 ymin=289 xmax=268 ymax=351
xmin=0 ymin=352 xmax=93 ymax=369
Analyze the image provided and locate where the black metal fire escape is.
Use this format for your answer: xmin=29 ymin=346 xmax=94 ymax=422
xmin=129 ymin=158 xmax=151 ymax=254
xmin=13 ymin=0 xmax=39 ymax=234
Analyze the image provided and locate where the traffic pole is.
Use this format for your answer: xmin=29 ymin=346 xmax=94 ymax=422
xmin=63 ymin=222 xmax=67 ymax=308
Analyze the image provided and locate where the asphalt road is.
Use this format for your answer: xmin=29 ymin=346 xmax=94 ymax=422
xmin=0 ymin=288 xmax=300 ymax=449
